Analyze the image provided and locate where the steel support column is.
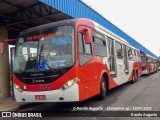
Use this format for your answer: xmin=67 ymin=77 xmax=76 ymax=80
xmin=0 ymin=26 xmax=10 ymax=98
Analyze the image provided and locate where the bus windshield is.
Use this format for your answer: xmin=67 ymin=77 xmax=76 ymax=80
xmin=13 ymin=26 xmax=74 ymax=73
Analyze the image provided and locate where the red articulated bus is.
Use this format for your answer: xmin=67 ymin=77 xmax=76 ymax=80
xmin=140 ymin=52 xmax=158 ymax=75
xmin=13 ymin=18 xmax=142 ymax=102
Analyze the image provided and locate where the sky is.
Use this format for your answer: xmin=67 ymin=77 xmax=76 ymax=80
xmin=82 ymin=0 xmax=160 ymax=57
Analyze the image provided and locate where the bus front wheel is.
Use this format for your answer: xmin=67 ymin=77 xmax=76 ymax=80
xmin=97 ymin=77 xmax=107 ymax=100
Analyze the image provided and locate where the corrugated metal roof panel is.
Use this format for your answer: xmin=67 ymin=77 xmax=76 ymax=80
xmin=40 ymin=0 xmax=158 ymax=58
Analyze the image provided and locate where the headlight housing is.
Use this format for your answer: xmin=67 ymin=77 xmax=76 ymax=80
xmin=14 ymin=84 xmax=23 ymax=93
xmin=60 ymin=77 xmax=79 ymax=91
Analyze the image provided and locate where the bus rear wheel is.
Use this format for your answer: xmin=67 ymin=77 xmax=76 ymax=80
xmin=135 ymin=71 xmax=138 ymax=80
xmin=148 ymin=70 xmax=150 ymax=76
xmin=131 ymin=73 xmax=136 ymax=84
xmin=97 ymin=77 xmax=107 ymax=100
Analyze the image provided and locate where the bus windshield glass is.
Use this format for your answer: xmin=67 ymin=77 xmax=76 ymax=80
xmin=13 ymin=26 xmax=74 ymax=73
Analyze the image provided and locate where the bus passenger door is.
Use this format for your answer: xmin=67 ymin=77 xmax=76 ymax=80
xmin=115 ymin=41 xmax=124 ymax=84
xmin=107 ymin=37 xmax=116 ymax=75
xmin=78 ymin=26 xmax=98 ymax=99
xmin=123 ymin=45 xmax=129 ymax=74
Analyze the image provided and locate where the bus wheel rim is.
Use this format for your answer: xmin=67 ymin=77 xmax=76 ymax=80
xmin=102 ymin=80 xmax=106 ymax=95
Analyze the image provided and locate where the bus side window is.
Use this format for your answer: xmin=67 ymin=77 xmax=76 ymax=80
xmin=135 ymin=50 xmax=137 ymax=61
xmin=107 ymin=38 xmax=114 ymax=57
xmin=79 ymin=33 xmax=85 ymax=53
xmin=128 ymin=47 xmax=133 ymax=60
xmin=132 ymin=49 xmax=135 ymax=61
xmin=115 ymin=41 xmax=123 ymax=59
xmin=137 ymin=51 xmax=140 ymax=61
xmin=79 ymin=33 xmax=91 ymax=54
xmin=92 ymin=30 xmax=107 ymax=57
xmin=93 ymin=37 xmax=107 ymax=57
xmin=78 ymin=32 xmax=92 ymax=66
xmin=133 ymin=50 xmax=136 ymax=61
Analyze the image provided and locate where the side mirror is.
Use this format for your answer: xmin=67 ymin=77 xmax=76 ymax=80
xmin=84 ymin=30 xmax=91 ymax=44
xmin=81 ymin=28 xmax=91 ymax=44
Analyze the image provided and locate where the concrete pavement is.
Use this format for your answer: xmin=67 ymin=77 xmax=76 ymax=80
xmin=0 ymin=97 xmax=19 ymax=111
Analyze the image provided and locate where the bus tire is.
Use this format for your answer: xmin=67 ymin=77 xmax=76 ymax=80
xmin=97 ymin=76 xmax=107 ymax=100
xmin=131 ymin=73 xmax=136 ymax=84
xmin=147 ymin=70 xmax=150 ymax=76
xmin=155 ymin=70 xmax=157 ymax=73
xmin=135 ymin=71 xmax=138 ymax=80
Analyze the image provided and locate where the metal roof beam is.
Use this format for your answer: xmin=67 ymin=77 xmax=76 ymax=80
xmin=0 ymin=0 xmax=22 ymax=9
xmin=0 ymin=14 xmax=31 ymax=31
xmin=5 ymin=12 xmax=61 ymax=26
xmin=41 ymin=3 xmax=50 ymax=14
xmin=32 ymin=7 xmax=41 ymax=17
xmin=8 ymin=1 xmax=41 ymax=16
xmin=22 ymin=10 xmax=32 ymax=20
xmin=7 ymin=1 xmax=58 ymax=22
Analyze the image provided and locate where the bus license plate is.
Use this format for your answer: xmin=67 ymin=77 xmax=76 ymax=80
xmin=35 ymin=95 xmax=46 ymax=100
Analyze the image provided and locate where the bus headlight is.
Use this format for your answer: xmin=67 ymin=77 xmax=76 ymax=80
xmin=60 ymin=77 xmax=79 ymax=91
xmin=14 ymin=84 xmax=23 ymax=93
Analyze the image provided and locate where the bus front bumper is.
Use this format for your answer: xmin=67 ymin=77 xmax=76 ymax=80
xmin=14 ymin=83 xmax=79 ymax=102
